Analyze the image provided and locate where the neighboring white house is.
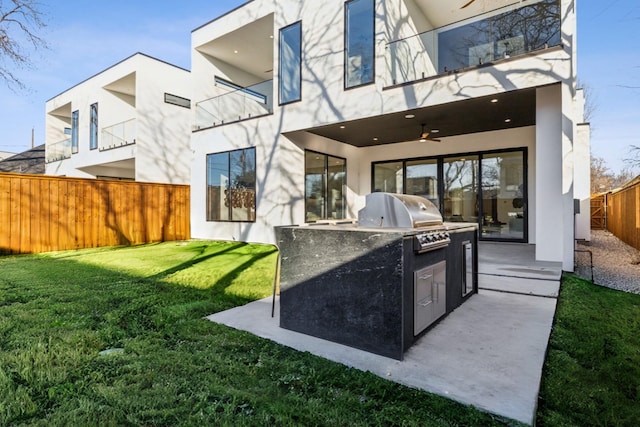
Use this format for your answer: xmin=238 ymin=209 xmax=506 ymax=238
xmin=189 ymin=0 xmax=586 ymax=271
xmin=45 ymin=53 xmax=192 ymax=184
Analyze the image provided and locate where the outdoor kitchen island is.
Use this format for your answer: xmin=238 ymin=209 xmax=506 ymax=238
xmin=275 ymin=193 xmax=478 ymax=360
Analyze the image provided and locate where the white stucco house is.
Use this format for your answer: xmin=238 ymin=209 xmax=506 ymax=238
xmin=45 ymin=53 xmax=192 ymax=184
xmin=189 ymin=0 xmax=587 ymax=271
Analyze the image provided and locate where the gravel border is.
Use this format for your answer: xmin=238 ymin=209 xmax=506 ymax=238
xmin=575 ymin=230 xmax=640 ymax=294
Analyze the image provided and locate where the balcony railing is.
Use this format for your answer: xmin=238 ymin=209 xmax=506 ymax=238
xmin=386 ymin=0 xmax=561 ymax=86
xmin=101 ymin=118 xmax=136 ymax=151
xmin=195 ymin=79 xmax=273 ymax=130
xmin=46 ymin=138 xmax=71 ymax=163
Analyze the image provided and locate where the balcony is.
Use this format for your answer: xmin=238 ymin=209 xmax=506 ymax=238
xmin=386 ymin=0 xmax=561 ymax=87
xmin=101 ymin=118 xmax=136 ymax=151
xmin=195 ymin=79 xmax=273 ymax=130
xmin=46 ymin=138 xmax=71 ymax=163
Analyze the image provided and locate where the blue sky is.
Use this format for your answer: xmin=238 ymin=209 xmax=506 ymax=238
xmin=1 ymin=0 xmax=639 ymax=174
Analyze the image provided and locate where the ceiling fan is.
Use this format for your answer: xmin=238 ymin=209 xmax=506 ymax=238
xmin=460 ymin=0 xmax=476 ymax=8
xmin=419 ymin=124 xmax=441 ymax=142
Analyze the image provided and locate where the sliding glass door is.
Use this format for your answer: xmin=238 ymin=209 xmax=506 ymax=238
xmin=481 ymin=151 xmax=525 ymax=240
xmin=372 ymin=148 xmax=527 ymax=242
xmin=442 ymin=155 xmax=480 ymax=224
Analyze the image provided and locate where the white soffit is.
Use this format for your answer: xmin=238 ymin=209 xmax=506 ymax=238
xmin=103 ymin=72 xmax=136 ymax=97
xmin=195 ymin=13 xmax=274 ymax=79
xmin=413 ymin=0 xmax=526 ymax=28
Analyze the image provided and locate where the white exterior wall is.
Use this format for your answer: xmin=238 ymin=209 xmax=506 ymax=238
xmin=135 ymin=57 xmax=192 ymax=184
xmin=45 ymin=54 xmax=191 ymax=184
xmin=190 ymin=0 xmax=580 ymax=268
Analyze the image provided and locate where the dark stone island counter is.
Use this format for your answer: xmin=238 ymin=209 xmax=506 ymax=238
xmin=275 ymin=223 xmax=478 ymax=360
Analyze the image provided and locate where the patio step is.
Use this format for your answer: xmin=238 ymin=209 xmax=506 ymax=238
xmin=478 ymin=274 xmax=559 ymax=298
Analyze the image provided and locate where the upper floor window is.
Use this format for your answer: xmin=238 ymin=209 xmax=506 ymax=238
xmin=164 ymin=93 xmax=191 ymax=109
xmin=90 ymin=103 xmax=98 ymax=150
xmin=206 ymin=147 xmax=256 ymax=222
xmin=345 ymin=0 xmax=374 ymax=88
xmin=71 ymin=110 xmax=79 ymax=154
xmin=279 ymin=21 xmax=302 ymax=105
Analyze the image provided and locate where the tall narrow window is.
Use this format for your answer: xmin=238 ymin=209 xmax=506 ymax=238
xmin=345 ymin=0 xmax=374 ymax=88
xmin=305 ymin=151 xmax=346 ymax=222
xmin=206 ymin=148 xmax=256 ymax=222
xmin=443 ymin=155 xmax=479 ymax=223
xmin=481 ymin=151 xmax=525 ymax=240
xmin=279 ymin=21 xmax=302 ymax=105
xmin=71 ymin=110 xmax=79 ymax=154
xmin=90 ymin=103 xmax=98 ymax=150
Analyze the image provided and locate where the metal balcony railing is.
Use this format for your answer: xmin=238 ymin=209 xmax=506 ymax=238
xmin=386 ymin=0 xmax=561 ymax=86
xmin=195 ymin=79 xmax=273 ymax=130
xmin=46 ymin=138 xmax=71 ymax=163
xmin=100 ymin=118 xmax=136 ymax=151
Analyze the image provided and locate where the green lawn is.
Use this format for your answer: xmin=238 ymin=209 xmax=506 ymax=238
xmin=0 ymin=241 xmax=513 ymax=426
xmin=536 ymin=275 xmax=640 ymax=426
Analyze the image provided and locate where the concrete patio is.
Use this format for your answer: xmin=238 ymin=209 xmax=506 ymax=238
xmin=206 ymin=242 xmax=562 ymax=425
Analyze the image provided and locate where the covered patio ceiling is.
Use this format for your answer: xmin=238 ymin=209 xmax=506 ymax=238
xmin=305 ymin=87 xmax=537 ymax=147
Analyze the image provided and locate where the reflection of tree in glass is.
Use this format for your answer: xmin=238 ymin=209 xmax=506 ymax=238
xmin=441 ymin=0 xmax=560 ymax=71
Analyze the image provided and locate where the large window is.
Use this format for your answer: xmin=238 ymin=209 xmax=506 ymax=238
xmin=443 ymin=155 xmax=480 ymax=224
xmin=71 ymin=110 xmax=79 ymax=154
xmin=481 ymin=151 xmax=525 ymax=240
xmin=345 ymin=0 xmax=374 ymax=88
xmin=206 ymin=148 xmax=256 ymax=222
xmin=373 ymin=148 xmax=527 ymax=242
xmin=305 ymin=151 xmax=346 ymax=222
xmin=90 ymin=103 xmax=98 ymax=150
xmin=437 ymin=0 xmax=560 ymax=73
xmin=279 ymin=22 xmax=302 ymax=105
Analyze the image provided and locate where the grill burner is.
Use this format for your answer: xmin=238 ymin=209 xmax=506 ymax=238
xmin=358 ymin=192 xmax=450 ymax=252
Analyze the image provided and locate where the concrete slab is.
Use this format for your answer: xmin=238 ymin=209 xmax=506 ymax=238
xmin=479 ymin=242 xmax=562 ymax=281
xmin=206 ymin=289 xmax=557 ymax=425
xmin=479 ymin=274 xmax=560 ymax=298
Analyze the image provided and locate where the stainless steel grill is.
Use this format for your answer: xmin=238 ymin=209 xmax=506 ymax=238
xmin=358 ymin=192 xmax=450 ymax=253
xmin=358 ymin=192 xmax=443 ymax=228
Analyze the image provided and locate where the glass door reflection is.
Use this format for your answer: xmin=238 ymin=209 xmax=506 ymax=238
xmin=443 ymin=156 xmax=479 ymax=223
xmin=481 ymin=152 xmax=525 ymax=240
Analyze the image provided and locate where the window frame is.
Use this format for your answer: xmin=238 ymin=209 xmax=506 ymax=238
xmin=206 ymin=147 xmax=257 ymax=223
xmin=89 ymin=103 xmax=98 ymax=150
xmin=304 ymin=150 xmax=347 ymax=223
xmin=164 ymin=93 xmax=191 ymax=109
xmin=344 ymin=0 xmax=375 ymax=90
xmin=278 ymin=21 xmax=302 ymax=105
xmin=71 ymin=110 xmax=79 ymax=154
xmin=372 ymin=147 xmax=528 ymax=243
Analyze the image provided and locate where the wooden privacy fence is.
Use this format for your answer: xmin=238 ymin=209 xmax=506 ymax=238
xmin=0 ymin=173 xmax=190 ymax=255
xmin=605 ymin=181 xmax=640 ymax=252
xmin=590 ymin=193 xmax=606 ymax=230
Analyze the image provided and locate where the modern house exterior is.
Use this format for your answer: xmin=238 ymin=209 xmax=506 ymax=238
xmin=189 ymin=0 xmax=587 ymax=271
xmin=45 ymin=53 xmax=192 ymax=184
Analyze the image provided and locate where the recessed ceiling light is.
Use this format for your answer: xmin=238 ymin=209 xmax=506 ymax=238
xmin=339 ymin=125 xmax=346 ymax=129
xmin=491 ymin=98 xmax=498 ymax=103
xmin=269 ymin=35 xmax=274 ymax=39
xmin=431 ymin=129 xmax=440 ymax=133
xmin=405 ymin=114 xmax=415 ymax=119
xmin=505 ymin=118 xmax=512 ymax=123
xmin=373 ymin=137 xmax=378 ymax=141
xmin=234 ymin=50 xmax=239 ymax=54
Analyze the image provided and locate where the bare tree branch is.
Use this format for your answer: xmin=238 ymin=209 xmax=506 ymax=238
xmin=0 ymin=0 xmax=48 ymax=91
xmin=623 ymin=145 xmax=640 ymax=169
